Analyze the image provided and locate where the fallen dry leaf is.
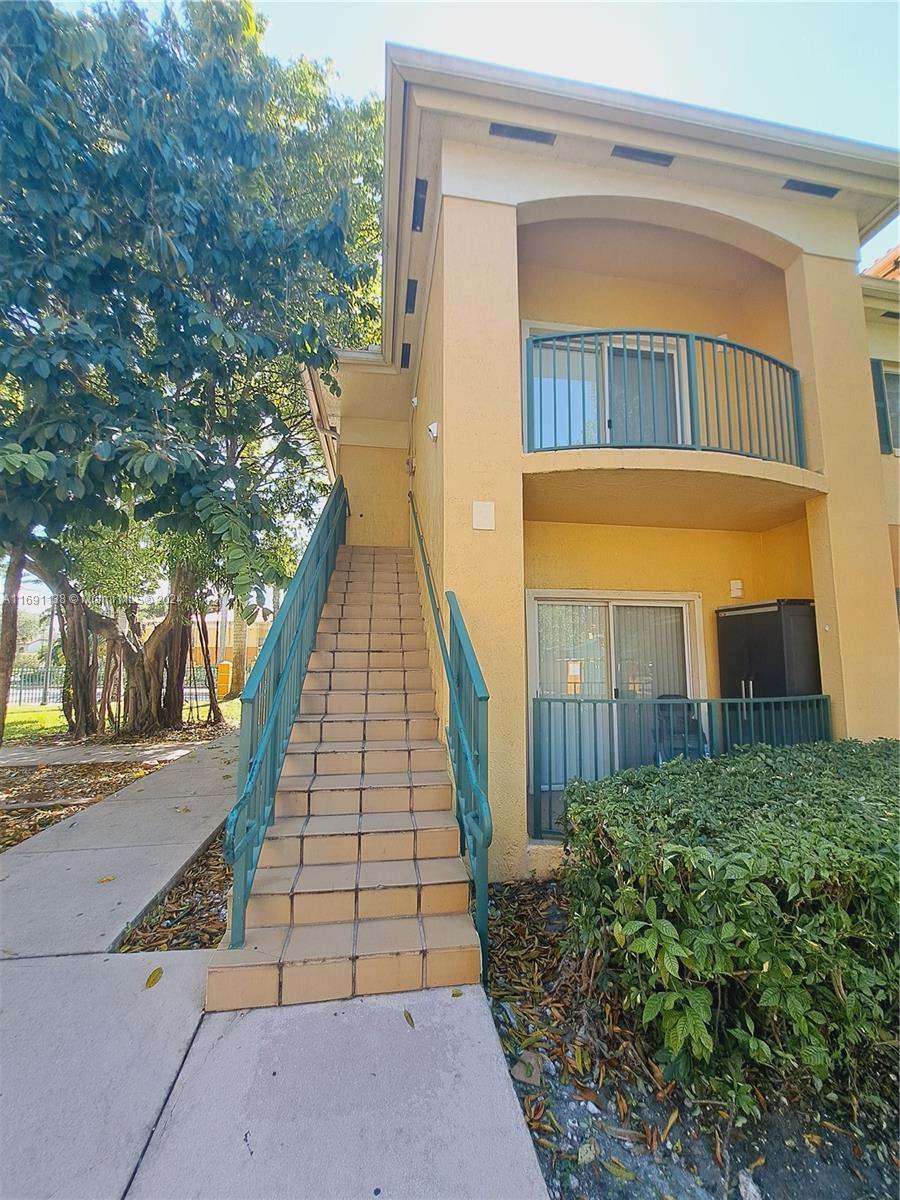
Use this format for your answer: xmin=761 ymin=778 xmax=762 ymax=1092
xmin=144 ymin=967 xmax=163 ymax=989
xmin=403 ymin=1008 xmax=415 ymax=1028
xmin=96 ymin=875 xmax=116 ymax=884
xmin=661 ymin=1107 xmax=679 ymax=1143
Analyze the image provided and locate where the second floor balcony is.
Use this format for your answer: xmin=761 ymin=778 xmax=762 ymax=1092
xmin=525 ymin=329 xmax=806 ymax=469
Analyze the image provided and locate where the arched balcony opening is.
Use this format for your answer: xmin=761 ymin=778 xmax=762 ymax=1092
xmin=518 ymin=212 xmax=806 ymax=468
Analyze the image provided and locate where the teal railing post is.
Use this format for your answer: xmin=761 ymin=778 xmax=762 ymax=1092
xmin=685 ymin=333 xmax=700 ymax=449
xmin=791 ymin=369 xmax=806 ymax=468
xmin=531 ymin=698 xmax=543 ymax=840
xmin=410 ymin=496 xmax=492 ymax=981
xmin=525 ymin=336 xmax=535 ymax=452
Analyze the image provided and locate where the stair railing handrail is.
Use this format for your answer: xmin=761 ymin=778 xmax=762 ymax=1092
xmin=409 ymin=493 xmax=492 ymax=977
xmin=224 ymin=476 xmax=348 ymax=947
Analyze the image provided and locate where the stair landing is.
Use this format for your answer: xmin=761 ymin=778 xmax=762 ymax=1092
xmin=207 ymin=546 xmax=481 ymax=1011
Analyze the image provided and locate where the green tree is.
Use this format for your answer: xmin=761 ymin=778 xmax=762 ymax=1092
xmin=0 ymin=0 xmax=382 ymax=738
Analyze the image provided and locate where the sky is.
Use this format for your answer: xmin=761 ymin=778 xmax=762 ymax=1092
xmin=247 ymin=0 xmax=900 ymax=263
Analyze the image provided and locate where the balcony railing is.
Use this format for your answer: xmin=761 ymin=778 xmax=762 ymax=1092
xmin=531 ymin=693 xmax=831 ymax=839
xmin=525 ymin=330 xmax=805 ymax=467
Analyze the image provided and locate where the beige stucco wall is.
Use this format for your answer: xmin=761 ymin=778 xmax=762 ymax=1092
xmin=437 ymin=196 xmax=531 ymax=880
xmin=524 ymin=517 xmax=813 ymax=698
xmin=332 ymin=131 xmax=899 ymax=881
xmin=519 ymin=219 xmax=793 ymax=363
xmin=340 ymin=444 xmax=409 ymax=547
xmin=410 ymin=225 xmax=450 ymax=733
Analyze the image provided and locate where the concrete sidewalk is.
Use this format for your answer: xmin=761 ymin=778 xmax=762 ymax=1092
xmin=0 ymin=730 xmax=546 ymax=1200
xmin=0 ymin=735 xmax=238 ymax=957
xmin=0 ymin=741 xmax=199 ymax=767
xmin=131 ymin=985 xmax=547 ymax=1200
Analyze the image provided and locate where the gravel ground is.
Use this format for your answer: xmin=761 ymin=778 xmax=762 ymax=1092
xmin=488 ymin=880 xmax=898 ymax=1200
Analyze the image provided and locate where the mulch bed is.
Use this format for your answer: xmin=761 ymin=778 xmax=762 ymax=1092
xmin=117 ymin=834 xmax=231 ymax=952
xmin=0 ymin=762 xmax=155 ymax=852
xmin=7 ymin=719 xmax=230 ymax=751
xmin=487 ymin=878 xmax=898 ymax=1200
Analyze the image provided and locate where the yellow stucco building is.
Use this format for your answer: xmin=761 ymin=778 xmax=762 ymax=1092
xmin=309 ymin=47 xmax=900 ymax=880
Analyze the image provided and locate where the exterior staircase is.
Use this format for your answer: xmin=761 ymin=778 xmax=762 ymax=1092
xmin=207 ymin=545 xmax=482 ymax=1011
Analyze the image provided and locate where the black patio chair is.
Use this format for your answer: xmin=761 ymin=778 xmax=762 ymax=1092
xmin=654 ymin=693 xmax=708 ymax=764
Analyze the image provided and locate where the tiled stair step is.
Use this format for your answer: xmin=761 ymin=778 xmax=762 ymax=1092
xmin=259 ymin=809 xmax=459 ymax=868
xmin=328 ymin=576 xmax=418 ymax=586
xmin=299 ymin=690 xmax=435 ymax=716
xmin=328 ymin=582 xmax=418 ymax=595
xmin=291 ymin=712 xmax=440 ymax=744
xmin=304 ymin=668 xmax=433 ymax=692
xmin=308 ymin=649 xmax=428 ymax=670
xmin=315 ymin=632 xmax=427 ymax=652
xmin=321 ymin=600 xmax=423 ymax=618
xmin=284 ymin=739 xmax=448 ymax=776
xmin=275 ymin=772 xmax=453 ymax=818
xmin=243 ymin=857 xmax=470 ymax=927
xmin=206 ymin=913 xmax=481 ymax=1010
xmin=316 ymin=617 xmax=425 ymax=635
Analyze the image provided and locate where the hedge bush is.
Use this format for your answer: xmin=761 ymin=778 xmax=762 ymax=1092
xmin=561 ymin=740 xmax=899 ymax=1114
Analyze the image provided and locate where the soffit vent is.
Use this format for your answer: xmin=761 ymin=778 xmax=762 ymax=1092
xmin=411 ymin=179 xmax=427 ymax=233
xmin=783 ymin=178 xmax=839 ymax=198
xmin=611 ymin=143 xmax=673 ymax=167
xmin=489 ymin=121 xmax=556 ymax=146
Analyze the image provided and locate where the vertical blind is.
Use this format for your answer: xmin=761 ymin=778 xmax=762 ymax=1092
xmin=613 ymin=605 xmax=687 ymax=698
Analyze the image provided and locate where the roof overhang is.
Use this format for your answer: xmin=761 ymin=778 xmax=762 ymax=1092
xmin=332 ymin=44 xmax=900 ymax=416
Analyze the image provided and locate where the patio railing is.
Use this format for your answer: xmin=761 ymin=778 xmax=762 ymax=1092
xmin=531 ymin=693 xmax=831 ymax=839
xmin=525 ymin=329 xmax=805 ymax=466
xmin=224 ymin=477 xmax=348 ymax=946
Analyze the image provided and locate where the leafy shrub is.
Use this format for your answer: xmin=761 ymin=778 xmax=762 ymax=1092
xmin=561 ymin=740 xmax=899 ymax=1114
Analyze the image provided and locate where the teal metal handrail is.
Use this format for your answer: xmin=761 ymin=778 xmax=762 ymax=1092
xmin=409 ymin=494 xmax=492 ymax=977
xmin=531 ymin=692 xmax=831 ymax=839
xmin=526 ymin=329 xmax=805 ymax=467
xmin=224 ymin=477 xmax=348 ymax=946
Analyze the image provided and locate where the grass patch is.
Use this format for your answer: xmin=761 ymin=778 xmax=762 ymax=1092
xmin=3 ymin=706 xmax=68 ymax=743
xmin=3 ymin=698 xmax=241 ymax=745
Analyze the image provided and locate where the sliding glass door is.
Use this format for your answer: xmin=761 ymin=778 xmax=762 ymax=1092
xmin=533 ymin=598 xmax=692 ymax=797
xmin=612 ymin=604 xmax=687 ymax=767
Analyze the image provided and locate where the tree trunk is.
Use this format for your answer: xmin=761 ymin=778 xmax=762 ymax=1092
xmin=55 ymin=586 xmax=100 ymax=738
xmin=0 ymin=547 xmax=25 ymax=746
xmin=195 ymin=609 xmax=223 ymax=724
xmin=229 ymin=606 xmax=248 ymax=696
xmin=159 ymin=565 xmax=193 ymax=729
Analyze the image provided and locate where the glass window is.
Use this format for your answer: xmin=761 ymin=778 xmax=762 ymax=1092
xmin=885 ymin=370 xmax=900 ymax=450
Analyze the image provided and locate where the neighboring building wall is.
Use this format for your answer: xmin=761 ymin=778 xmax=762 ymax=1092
xmin=785 ymin=254 xmax=899 ymax=738
xmin=864 ymin=309 xmax=899 ymax=530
